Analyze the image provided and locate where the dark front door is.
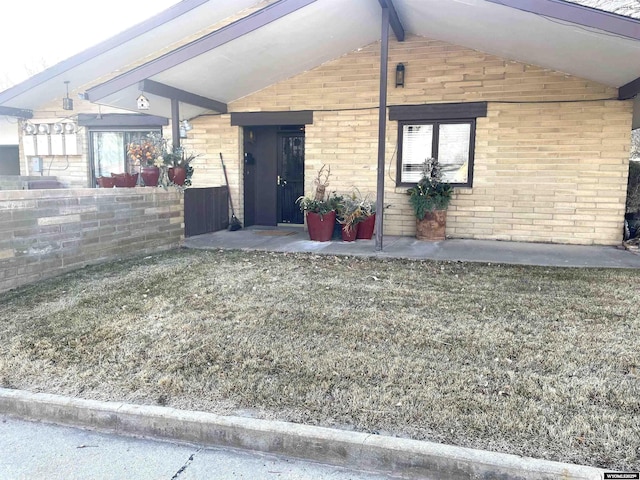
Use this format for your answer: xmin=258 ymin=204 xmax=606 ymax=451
xmin=277 ymin=131 xmax=305 ymax=224
xmin=243 ymin=126 xmax=305 ymax=227
xmin=243 ymin=126 xmax=278 ymax=226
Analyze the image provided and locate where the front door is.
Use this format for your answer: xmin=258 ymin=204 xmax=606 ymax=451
xmin=277 ymin=130 xmax=305 ymax=224
xmin=243 ymin=126 xmax=305 ymax=227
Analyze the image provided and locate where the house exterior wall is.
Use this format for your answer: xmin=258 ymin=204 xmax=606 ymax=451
xmin=187 ymin=34 xmax=632 ymax=245
xmin=18 ymin=100 xmax=132 ymax=188
xmin=0 ymin=188 xmax=183 ymax=293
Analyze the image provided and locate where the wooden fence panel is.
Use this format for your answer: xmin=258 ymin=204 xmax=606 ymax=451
xmin=184 ymin=187 xmax=229 ymax=237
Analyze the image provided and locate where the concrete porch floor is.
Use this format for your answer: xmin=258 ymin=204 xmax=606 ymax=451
xmin=184 ymin=226 xmax=640 ymax=268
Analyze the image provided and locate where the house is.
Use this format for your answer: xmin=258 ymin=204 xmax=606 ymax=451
xmin=1 ymin=0 xmax=639 ymax=246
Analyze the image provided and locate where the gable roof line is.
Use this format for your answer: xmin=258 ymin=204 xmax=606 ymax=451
xmin=485 ymin=0 xmax=640 ymax=41
xmin=0 ymin=0 xmax=210 ymax=105
xmin=86 ymin=0 xmax=318 ymax=103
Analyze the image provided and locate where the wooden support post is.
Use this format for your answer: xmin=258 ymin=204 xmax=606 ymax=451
xmin=375 ymin=7 xmax=390 ymax=251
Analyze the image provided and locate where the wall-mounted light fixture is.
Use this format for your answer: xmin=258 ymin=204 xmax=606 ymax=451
xmin=37 ymin=124 xmax=50 ymax=135
xmin=395 ymin=63 xmax=405 ymax=88
xmin=137 ymin=93 xmax=150 ymax=110
xmin=62 ymin=81 xmax=74 ymax=110
xmin=179 ymin=119 xmax=193 ymax=139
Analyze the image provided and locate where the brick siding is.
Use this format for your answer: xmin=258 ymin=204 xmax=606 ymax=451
xmin=186 ymin=34 xmax=632 ymax=245
xmin=0 ymin=188 xmax=183 ymax=293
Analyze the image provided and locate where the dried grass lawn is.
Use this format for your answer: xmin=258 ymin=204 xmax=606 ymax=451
xmin=0 ymin=249 xmax=638 ymax=470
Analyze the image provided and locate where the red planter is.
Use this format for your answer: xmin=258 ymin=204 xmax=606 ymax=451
xmin=141 ymin=166 xmax=160 ymax=187
xmin=306 ymin=211 xmax=336 ymax=242
xmin=112 ymin=173 xmax=138 ymax=188
xmin=168 ymin=167 xmax=187 ymax=186
xmin=356 ymin=214 xmax=375 ymax=239
xmin=341 ymin=224 xmax=358 ymax=242
xmin=97 ymin=176 xmax=115 ymax=188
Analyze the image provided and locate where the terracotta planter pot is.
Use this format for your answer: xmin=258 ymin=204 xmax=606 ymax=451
xmin=168 ymin=167 xmax=187 ymax=186
xmin=96 ymin=176 xmax=115 ymax=188
xmin=416 ymin=210 xmax=447 ymax=241
xmin=356 ymin=213 xmax=375 ymax=240
xmin=306 ymin=211 xmax=336 ymax=242
xmin=111 ymin=173 xmax=138 ymax=188
xmin=341 ymin=224 xmax=358 ymax=242
xmin=141 ymin=166 xmax=160 ymax=187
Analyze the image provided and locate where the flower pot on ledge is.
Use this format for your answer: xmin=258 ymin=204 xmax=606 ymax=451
xmin=111 ymin=173 xmax=138 ymax=188
xmin=141 ymin=166 xmax=160 ymax=187
xmin=416 ymin=210 xmax=447 ymax=241
xmin=168 ymin=166 xmax=187 ymax=186
xmin=97 ymin=176 xmax=115 ymax=188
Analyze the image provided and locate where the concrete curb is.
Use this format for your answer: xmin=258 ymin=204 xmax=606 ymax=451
xmin=0 ymin=387 xmax=606 ymax=480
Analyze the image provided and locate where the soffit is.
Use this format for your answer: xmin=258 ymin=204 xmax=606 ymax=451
xmin=94 ymin=0 xmax=380 ymax=118
xmin=0 ymin=0 xmax=258 ymax=110
xmin=396 ymin=0 xmax=640 ymax=88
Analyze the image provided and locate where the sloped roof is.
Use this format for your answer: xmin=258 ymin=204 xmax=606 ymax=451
xmin=2 ymin=0 xmax=640 ymax=119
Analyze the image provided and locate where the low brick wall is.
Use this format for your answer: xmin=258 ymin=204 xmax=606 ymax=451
xmin=0 ymin=188 xmax=184 ymax=293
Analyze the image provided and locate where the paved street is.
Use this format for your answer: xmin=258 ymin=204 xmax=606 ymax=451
xmin=0 ymin=416 xmax=394 ymax=480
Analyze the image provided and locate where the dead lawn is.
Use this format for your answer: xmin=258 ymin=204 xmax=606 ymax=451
xmin=0 ymin=249 xmax=638 ymax=470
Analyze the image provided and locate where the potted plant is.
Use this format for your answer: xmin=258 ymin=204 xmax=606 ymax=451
xmin=297 ymin=197 xmax=336 ymax=241
xmin=406 ymin=157 xmax=453 ymax=241
xmin=297 ymin=165 xmax=335 ymax=241
xmin=127 ymin=134 xmax=162 ymax=187
xmin=337 ymin=195 xmax=364 ymax=242
xmin=164 ymin=147 xmax=198 ymax=187
xmin=355 ymin=191 xmax=376 ymax=240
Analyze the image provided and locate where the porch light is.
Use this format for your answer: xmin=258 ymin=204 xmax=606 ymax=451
xmin=395 ymin=63 xmax=405 ymax=88
xmin=62 ymin=81 xmax=73 ymax=111
xmin=179 ymin=119 xmax=193 ymax=138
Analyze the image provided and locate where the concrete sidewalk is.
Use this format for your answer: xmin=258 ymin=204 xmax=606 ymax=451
xmin=0 ymin=415 xmax=391 ymax=480
xmin=0 ymin=388 xmax=606 ymax=480
xmin=185 ymin=227 xmax=640 ymax=268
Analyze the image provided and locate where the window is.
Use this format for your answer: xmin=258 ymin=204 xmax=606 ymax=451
xmin=389 ymin=102 xmax=486 ymax=188
xmin=78 ymin=113 xmax=169 ymax=187
xmin=90 ymin=130 xmax=160 ymax=178
xmin=398 ymin=120 xmax=474 ymax=186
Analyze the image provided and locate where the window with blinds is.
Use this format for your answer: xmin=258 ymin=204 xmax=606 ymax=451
xmin=398 ymin=120 xmax=475 ymax=187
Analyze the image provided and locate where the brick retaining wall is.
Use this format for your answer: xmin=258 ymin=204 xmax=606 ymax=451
xmin=0 ymin=188 xmax=184 ymax=293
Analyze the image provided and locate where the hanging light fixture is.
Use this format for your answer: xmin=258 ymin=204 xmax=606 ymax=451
xmin=395 ymin=63 xmax=405 ymax=88
xmin=62 ymin=81 xmax=74 ymax=110
xmin=179 ymin=119 xmax=193 ymax=138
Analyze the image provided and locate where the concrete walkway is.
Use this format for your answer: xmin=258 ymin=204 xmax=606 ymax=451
xmin=185 ymin=226 xmax=640 ymax=268
xmin=0 ymin=416 xmax=392 ymax=480
xmin=0 ymin=389 xmax=606 ymax=480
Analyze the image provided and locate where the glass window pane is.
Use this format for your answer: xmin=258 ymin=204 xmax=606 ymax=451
xmin=91 ymin=130 xmax=161 ymax=182
xmin=92 ymin=132 xmax=124 ymax=177
xmin=401 ymin=124 xmax=433 ymax=183
xmin=438 ymin=123 xmax=470 ymax=183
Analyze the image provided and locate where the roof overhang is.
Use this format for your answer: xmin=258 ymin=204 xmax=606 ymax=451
xmin=86 ymin=0 xmax=380 ymax=119
xmin=0 ymin=106 xmax=32 ymax=119
xmin=0 ymin=0 xmax=257 ymax=110
xmin=4 ymin=0 xmax=640 ymax=120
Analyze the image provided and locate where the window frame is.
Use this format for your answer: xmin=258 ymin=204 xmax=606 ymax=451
xmin=88 ymin=127 xmax=163 ymax=186
xmin=396 ymin=118 xmax=476 ymax=188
